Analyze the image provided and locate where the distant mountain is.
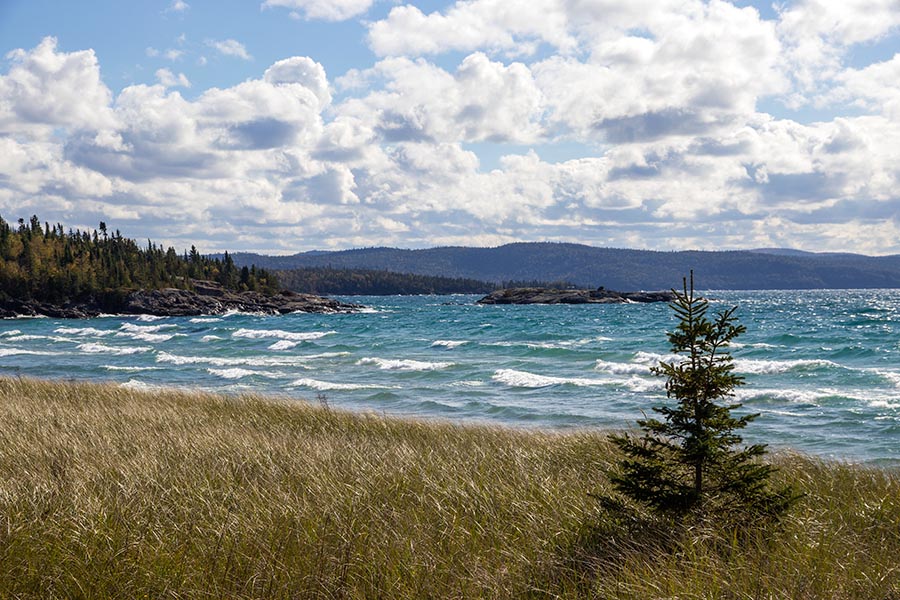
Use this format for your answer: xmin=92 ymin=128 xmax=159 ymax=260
xmin=226 ymin=243 xmax=900 ymax=290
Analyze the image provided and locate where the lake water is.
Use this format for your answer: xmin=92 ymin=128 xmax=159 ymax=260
xmin=2 ymin=290 xmax=899 ymax=465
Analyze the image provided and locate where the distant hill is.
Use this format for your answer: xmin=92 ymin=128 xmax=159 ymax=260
xmin=227 ymin=243 xmax=900 ymax=290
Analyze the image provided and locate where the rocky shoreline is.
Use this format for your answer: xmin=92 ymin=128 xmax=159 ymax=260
xmin=477 ymin=287 xmax=675 ymax=305
xmin=0 ymin=281 xmax=362 ymax=319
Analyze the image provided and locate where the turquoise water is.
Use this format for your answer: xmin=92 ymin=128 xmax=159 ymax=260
xmin=2 ymin=290 xmax=899 ymax=465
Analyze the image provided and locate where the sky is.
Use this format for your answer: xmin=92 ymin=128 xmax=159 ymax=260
xmin=1 ymin=0 xmax=899 ymax=255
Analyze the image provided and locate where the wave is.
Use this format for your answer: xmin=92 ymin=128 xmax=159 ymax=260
xmin=269 ymin=340 xmax=299 ymax=351
xmin=594 ymin=359 xmax=651 ymax=375
xmin=120 ymin=379 xmax=165 ymax=392
xmin=200 ymin=335 xmax=223 ymax=343
xmin=0 ymin=330 xmax=22 ymax=337
xmin=289 ymin=378 xmax=392 ymax=391
xmin=432 ymin=340 xmax=468 ymax=349
xmin=356 ymin=357 xmax=454 ymax=371
xmin=492 ymin=369 xmax=609 ymax=388
xmin=190 ymin=317 xmax=223 ymax=323
xmin=115 ymin=331 xmax=177 ymax=343
xmin=733 ymin=358 xmax=840 ymax=375
xmin=0 ymin=348 xmax=57 ymax=357
xmin=120 ymin=323 xmax=177 ymax=334
xmin=207 ymin=368 xmax=281 ymax=380
xmin=232 ymin=328 xmax=335 ymax=342
xmin=78 ymin=343 xmax=152 ymax=355
xmin=156 ymin=351 xmax=310 ymax=368
xmin=55 ymin=326 xmax=115 ymax=336
xmin=5 ymin=334 xmax=74 ymax=343
xmin=136 ymin=314 xmax=167 ymax=322
xmin=104 ymin=365 xmax=160 ymax=372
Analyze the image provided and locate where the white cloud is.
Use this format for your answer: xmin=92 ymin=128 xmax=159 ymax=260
xmin=261 ymin=0 xmax=375 ymax=21
xmin=0 ymin=37 xmax=116 ymax=135
xmin=206 ymin=39 xmax=252 ymax=60
xmin=166 ymin=0 xmax=190 ymax=13
xmin=155 ymin=68 xmax=191 ymax=88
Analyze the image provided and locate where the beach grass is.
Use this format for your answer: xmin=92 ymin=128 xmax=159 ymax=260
xmin=0 ymin=376 xmax=897 ymax=598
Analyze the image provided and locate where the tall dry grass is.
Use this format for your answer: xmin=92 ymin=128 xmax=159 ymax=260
xmin=0 ymin=376 xmax=897 ymax=599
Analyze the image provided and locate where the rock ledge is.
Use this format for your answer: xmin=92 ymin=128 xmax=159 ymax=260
xmin=476 ymin=287 xmax=675 ymax=305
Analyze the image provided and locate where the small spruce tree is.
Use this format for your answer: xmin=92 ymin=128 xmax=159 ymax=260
xmin=610 ymin=273 xmax=794 ymax=521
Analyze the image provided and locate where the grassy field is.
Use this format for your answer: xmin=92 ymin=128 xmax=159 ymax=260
xmin=0 ymin=376 xmax=897 ymax=599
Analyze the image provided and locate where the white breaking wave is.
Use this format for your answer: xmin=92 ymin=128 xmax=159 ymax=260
xmin=289 ymin=378 xmax=391 ymax=391
xmin=120 ymin=323 xmax=177 ymax=334
xmin=200 ymin=335 xmax=223 ymax=342
xmin=492 ymin=369 xmax=608 ymax=388
xmin=232 ymin=328 xmax=335 ymax=342
xmin=104 ymin=365 xmax=160 ymax=372
xmin=77 ymin=343 xmax=152 ymax=355
xmin=873 ymin=370 xmax=900 ymax=388
xmin=269 ymin=340 xmax=300 ymax=351
xmin=594 ymin=359 xmax=652 ymax=375
xmin=0 ymin=330 xmax=22 ymax=337
xmin=190 ymin=317 xmax=223 ymax=323
xmin=0 ymin=348 xmax=57 ymax=357
xmin=733 ymin=358 xmax=840 ymax=375
xmin=6 ymin=334 xmax=74 ymax=343
xmin=207 ymin=368 xmax=280 ymax=380
xmin=115 ymin=331 xmax=177 ymax=343
xmin=357 ymin=357 xmax=453 ymax=371
xmin=156 ymin=351 xmax=310 ymax=368
xmin=55 ymin=326 xmax=115 ymax=336
xmin=120 ymin=379 xmax=165 ymax=392
xmin=432 ymin=340 xmax=468 ymax=349
xmin=136 ymin=314 xmax=167 ymax=322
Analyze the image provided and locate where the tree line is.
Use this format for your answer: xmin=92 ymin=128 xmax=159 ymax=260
xmin=0 ymin=215 xmax=279 ymax=303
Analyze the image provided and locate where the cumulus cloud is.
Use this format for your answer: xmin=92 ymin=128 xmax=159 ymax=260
xmin=0 ymin=37 xmax=116 ymax=135
xmin=155 ymin=68 xmax=191 ymax=88
xmin=206 ymin=39 xmax=252 ymax=60
xmin=166 ymin=0 xmax=190 ymax=13
xmin=261 ymin=0 xmax=375 ymax=22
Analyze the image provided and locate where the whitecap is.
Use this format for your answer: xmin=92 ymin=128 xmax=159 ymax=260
xmin=356 ymin=357 xmax=453 ymax=371
xmin=269 ymin=340 xmax=300 ymax=351
xmin=491 ymin=369 xmax=608 ymax=388
xmin=0 ymin=348 xmax=57 ymax=357
xmin=207 ymin=367 xmax=280 ymax=380
xmin=232 ymin=328 xmax=335 ymax=342
xmin=289 ymin=378 xmax=390 ymax=391
xmin=55 ymin=326 xmax=115 ymax=336
xmin=119 ymin=323 xmax=177 ymax=334
xmin=0 ymin=330 xmax=22 ymax=337
xmin=77 ymin=343 xmax=152 ymax=355
xmin=120 ymin=379 xmax=164 ymax=392
xmin=594 ymin=359 xmax=652 ymax=375
xmin=115 ymin=331 xmax=176 ymax=343
xmin=431 ymin=340 xmax=468 ymax=349
xmin=733 ymin=358 xmax=840 ymax=375
xmin=104 ymin=365 xmax=160 ymax=372
xmin=190 ymin=317 xmax=223 ymax=324
xmin=200 ymin=335 xmax=223 ymax=343
xmin=136 ymin=314 xmax=167 ymax=322
xmin=156 ymin=351 xmax=311 ymax=368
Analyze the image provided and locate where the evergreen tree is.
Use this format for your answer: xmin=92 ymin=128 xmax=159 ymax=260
xmin=610 ymin=273 xmax=795 ymax=521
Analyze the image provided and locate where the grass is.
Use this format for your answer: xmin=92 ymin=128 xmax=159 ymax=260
xmin=0 ymin=376 xmax=897 ymax=599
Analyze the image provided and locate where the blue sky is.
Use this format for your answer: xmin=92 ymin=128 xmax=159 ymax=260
xmin=1 ymin=0 xmax=899 ymax=254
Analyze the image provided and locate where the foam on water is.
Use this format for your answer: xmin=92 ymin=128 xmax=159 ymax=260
xmin=0 ymin=330 xmax=22 ymax=337
xmin=200 ymin=335 xmax=222 ymax=342
xmin=432 ymin=340 xmax=468 ymax=348
xmin=191 ymin=317 xmax=223 ymax=323
xmin=290 ymin=378 xmax=392 ymax=391
xmin=232 ymin=328 xmax=335 ymax=341
xmin=55 ymin=326 xmax=115 ymax=336
xmin=0 ymin=348 xmax=57 ymax=357
xmin=269 ymin=340 xmax=299 ymax=351
xmin=156 ymin=351 xmax=310 ymax=368
xmin=492 ymin=369 xmax=609 ymax=388
xmin=357 ymin=357 xmax=454 ymax=371
xmin=734 ymin=358 xmax=842 ymax=375
xmin=78 ymin=343 xmax=152 ymax=355
xmin=207 ymin=367 xmax=281 ymax=380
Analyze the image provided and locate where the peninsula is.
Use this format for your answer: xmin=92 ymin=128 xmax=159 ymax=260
xmin=0 ymin=215 xmax=359 ymax=318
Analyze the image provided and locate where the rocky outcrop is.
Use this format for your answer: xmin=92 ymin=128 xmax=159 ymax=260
xmin=0 ymin=281 xmax=362 ymax=319
xmin=476 ymin=287 xmax=675 ymax=305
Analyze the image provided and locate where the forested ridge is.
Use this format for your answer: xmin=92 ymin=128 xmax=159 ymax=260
xmin=231 ymin=243 xmax=900 ymax=290
xmin=0 ymin=215 xmax=278 ymax=303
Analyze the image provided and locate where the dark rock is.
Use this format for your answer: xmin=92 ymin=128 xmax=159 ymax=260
xmin=1 ymin=281 xmax=362 ymax=319
xmin=476 ymin=287 xmax=675 ymax=305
